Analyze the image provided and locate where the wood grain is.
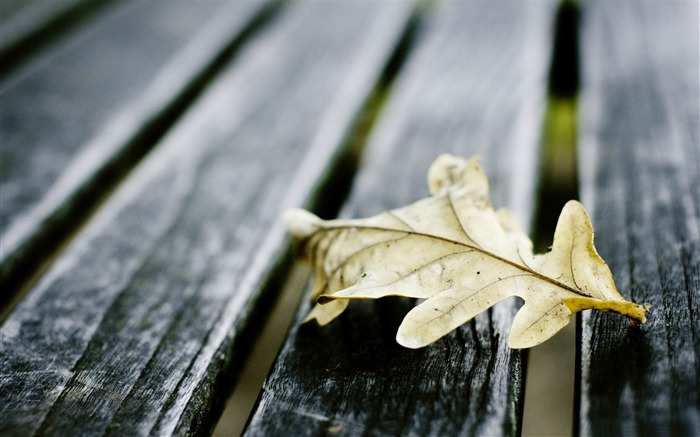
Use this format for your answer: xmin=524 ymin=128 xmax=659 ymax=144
xmin=245 ymin=1 xmax=557 ymax=435
xmin=0 ymin=1 xmax=415 ymax=435
xmin=0 ymin=0 xmax=272 ymax=292
xmin=578 ymin=1 xmax=700 ymax=434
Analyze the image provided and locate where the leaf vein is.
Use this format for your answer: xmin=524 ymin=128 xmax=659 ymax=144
xmin=418 ymin=274 xmax=536 ymax=327
xmin=446 ymin=193 xmax=479 ymax=246
xmin=522 ymin=301 xmax=565 ymax=334
xmin=324 ymin=234 xmax=412 ymax=293
xmin=313 ymin=224 xmax=594 ymax=299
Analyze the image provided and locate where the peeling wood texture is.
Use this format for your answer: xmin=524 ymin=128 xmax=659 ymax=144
xmin=578 ymin=1 xmax=700 ymax=435
xmin=0 ymin=0 xmax=271 ymax=290
xmin=0 ymin=1 xmax=415 ymax=435
xmin=245 ymin=1 xmax=556 ymax=435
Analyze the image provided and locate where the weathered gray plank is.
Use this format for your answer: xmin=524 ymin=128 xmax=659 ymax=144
xmin=578 ymin=1 xmax=700 ymax=435
xmin=0 ymin=0 xmax=115 ymax=71
xmin=245 ymin=1 xmax=557 ymax=435
xmin=0 ymin=1 xmax=416 ymax=435
xmin=0 ymin=0 xmax=273 ymax=291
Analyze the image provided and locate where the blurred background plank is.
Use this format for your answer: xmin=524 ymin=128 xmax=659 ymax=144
xmin=1 ymin=0 xmax=275 ymax=293
xmin=0 ymin=0 xmax=115 ymax=73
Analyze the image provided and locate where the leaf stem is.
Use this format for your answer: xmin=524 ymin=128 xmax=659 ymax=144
xmin=562 ymin=297 xmax=648 ymax=324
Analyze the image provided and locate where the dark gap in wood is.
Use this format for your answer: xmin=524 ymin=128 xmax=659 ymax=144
xmin=523 ymin=1 xmax=581 ymax=436
xmin=0 ymin=0 xmax=287 ymax=320
xmin=211 ymin=264 xmax=310 ymax=436
xmin=0 ymin=0 xmax=119 ymax=79
xmin=533 ymin=0 xmax=580 ymax=252
xmin=547 ymin=0 xmax=580 ymax=100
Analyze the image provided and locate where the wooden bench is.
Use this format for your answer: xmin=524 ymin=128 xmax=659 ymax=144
xmin=1 ymin=0 xmax=697 ymax=435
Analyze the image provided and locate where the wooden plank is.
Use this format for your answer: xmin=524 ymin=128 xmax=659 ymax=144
xmin=0 ymin=0 xmax=116 ymax=72
xmin=0 ymin=0 xmax=273 ymax=292
xmin=578 ymin=1 xmax=700 ymax=435
xmin=0 ymin=0 xmax=102 ymax=46
xmin=245 ymin=1 xmax=557 ymax=435
xmin=0 ymin=1 xmax=416 ymax=435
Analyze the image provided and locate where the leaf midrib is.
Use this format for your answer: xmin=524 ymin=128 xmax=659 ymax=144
xmin=307 ymin=224 xmax=595 ymax=299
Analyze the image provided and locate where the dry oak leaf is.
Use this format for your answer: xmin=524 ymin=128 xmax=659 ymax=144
xmin=285 ymin=155 xmax=649 ymax=349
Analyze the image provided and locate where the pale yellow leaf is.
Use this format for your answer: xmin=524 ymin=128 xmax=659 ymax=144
xmin=285 ymin=155 xmax=648 ymax=349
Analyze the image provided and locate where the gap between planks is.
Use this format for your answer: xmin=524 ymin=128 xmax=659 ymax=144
xmin=523 ymin=1 xmax=580 ymax=434
xmin=212 ymin=264 xmax=310 ymax=436
xmin=521 ymin=96 xmax=579 ymax=437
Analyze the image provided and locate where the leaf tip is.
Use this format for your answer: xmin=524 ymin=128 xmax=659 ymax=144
xmin=304 ymin=299 xmax=350 ymax=326
xmin=427 ymin=154 xmax=483 ymax=195
xmin=507 ymin=336 xmax=543 ymax=349
xmin=284 ymin=208 xmax=322 ymax=240
xmin=302 ymin=313 xmax=319 ymax=325
xmin=396 ymin=332 xmax=427 ymax=349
